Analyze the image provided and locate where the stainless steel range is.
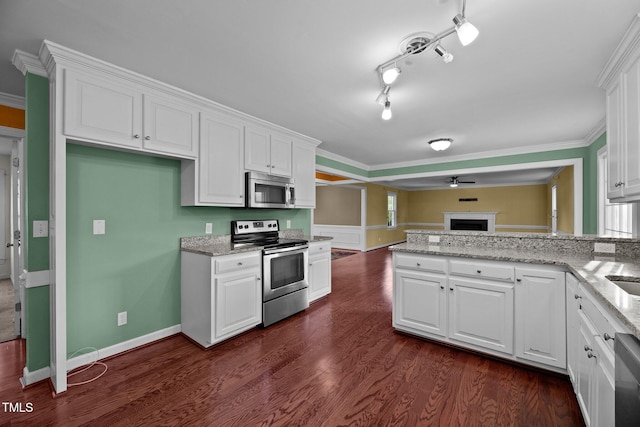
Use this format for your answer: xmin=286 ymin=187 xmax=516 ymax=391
xmin=231 ymin=220 xmax=309 ymax=327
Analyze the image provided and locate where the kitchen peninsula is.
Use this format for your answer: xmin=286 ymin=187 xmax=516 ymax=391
xmin=390 ymin=229 xmax=640 ymax=426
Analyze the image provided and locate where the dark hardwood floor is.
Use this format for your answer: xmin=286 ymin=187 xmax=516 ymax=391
xmin=0 ymin=247 xmax=584 ymax=426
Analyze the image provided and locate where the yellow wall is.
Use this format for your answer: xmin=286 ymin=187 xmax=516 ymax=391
xmin=408 ymin=184 xmax=549 ymax=231
xmin=314 ymin=186 xmax=361 ymax=226
xmin=0 ymin=105 xmax=25 ymax=129
xmin=547 ymin=166 xmax=574 ymax=234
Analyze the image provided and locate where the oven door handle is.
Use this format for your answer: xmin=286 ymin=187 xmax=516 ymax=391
xmin=263 ymin=245 xmax=308 ymax=256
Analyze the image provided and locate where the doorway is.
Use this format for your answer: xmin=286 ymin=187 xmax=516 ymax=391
xmin=0 ymin=134 xmax=24 ymax=343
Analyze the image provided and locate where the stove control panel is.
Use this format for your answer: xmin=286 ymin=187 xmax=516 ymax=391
xmin=232 ymin=219 xmax=279 ymax=235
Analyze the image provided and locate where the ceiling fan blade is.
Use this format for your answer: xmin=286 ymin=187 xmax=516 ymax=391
xmin=459 ymin=181 xmax=475 ymax=184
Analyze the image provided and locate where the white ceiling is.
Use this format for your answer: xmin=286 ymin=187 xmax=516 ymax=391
xmin=0 ymin=0 xmax=638 ymax=189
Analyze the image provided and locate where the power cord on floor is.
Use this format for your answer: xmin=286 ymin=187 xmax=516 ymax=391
xmin=66 ymin=347 xmax=108 ymax=387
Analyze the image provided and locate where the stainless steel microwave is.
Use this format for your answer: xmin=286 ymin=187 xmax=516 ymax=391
xmin=245 ymin=171 xmax=295 ymax=209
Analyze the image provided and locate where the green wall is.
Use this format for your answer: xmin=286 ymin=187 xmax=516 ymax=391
xmin=24 ymin=73 xmax=50 ymax=371
xmin=66 ymin=143 xmax=309 ymax=353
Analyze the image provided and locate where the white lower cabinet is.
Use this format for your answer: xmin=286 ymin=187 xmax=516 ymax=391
xmin=514 ymin=267 xmax=566 ymax=368
xmin=181 ymin=251 xmax=262 ymax=347
xmin=308 ymin=241 xmax=332 ymax=303
xmin=566 ymin=272 xmax=580 ymax=389
xmin=570 ymin=276 xmax=622 ymax=427
xmin=448 ymin=277 xmax=514 ymax=354
xmin=393 ymin=252 xmax=574 ymax=371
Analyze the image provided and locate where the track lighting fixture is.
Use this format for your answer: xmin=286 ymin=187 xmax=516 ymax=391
xmin=428 ymin=138 xmax=453 ymax=151
xmin=374 ymin=0 xmax=478 ymax=117
xmin=434 ymin=44 xmax=454 ymax=63
xmin=381 ymin=99 xmax=392 ymax=120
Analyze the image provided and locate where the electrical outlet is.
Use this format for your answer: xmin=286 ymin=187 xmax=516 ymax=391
xmin=93 ymin=219 xmax=106 ymax=235
xmin=205 ymin=223 xmax=213 ymax=234
xmin=286 ymin=220 xmax=291 ymax=229
xmin=117 ymin=311 xmax=127 ymax=326
xmin=594 ymin=242 xmax=616 ymax=254
xmin=428 ymin=235 xmax=440 ymax=244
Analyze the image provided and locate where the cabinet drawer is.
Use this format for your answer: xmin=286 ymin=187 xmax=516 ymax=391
xmin=449 ymin=259 xmax=514 ymax=282
xmin=578 ymin=287 xmax=618 ymax=352
xmin=215 ymin=252 xmax=261 ymax=274
xmin=395 ymin=253 xmax=447 ymax=274
xmin=309 ymin=242 xmax=331 ymax=257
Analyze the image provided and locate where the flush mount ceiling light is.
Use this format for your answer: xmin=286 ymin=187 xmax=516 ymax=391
xmin=374 ymin=0 xmax=479 ymax=120
xmin=428 ymin=138 xmax=453 ymax=151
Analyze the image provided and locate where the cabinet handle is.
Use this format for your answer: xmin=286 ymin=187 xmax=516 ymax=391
xmin=133 ymin=134 xmax=140 ymax=139
xmin=449 ymin=287 xmax=454 ymax=291
xmin=237 ymin=262 xmax=243 ymax=266
xmin=476 ymin=270 xmax=482 ymax=274
xmin=257 ymin=277 xmax=261 ymax=281
xmin=416 ymin=262 xmax=421 ymax=267
xmin=584 ymin=345 xmax=592 ymax=352
xmin=271 ymin=165 xmax=275 ymax=168
xmin=440 ymin=285 xmax=444 ymax=290
xmin=604 ymin=333 xmax=615 ymax=341
xmin=516 ymin=278 xmax=522 ymax=282
xmin=574 ymin=294 xmax=581 ymax=300
xmin=587 ymin=351 xmax=596 ymax=359
xmin=145 ymin=136 xmax=151 ymax=140
xmin=267 ymin=164 xmax=271 ymax=168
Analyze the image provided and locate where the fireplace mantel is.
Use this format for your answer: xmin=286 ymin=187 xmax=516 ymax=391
xmin=443 ymin=212 xmax=498 ymax=232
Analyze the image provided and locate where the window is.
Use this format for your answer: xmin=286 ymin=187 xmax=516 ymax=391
xmin=598 ymin=148 xmax=638 ymax=237
xmin=387 ymin=192 xmax=397 ymax=229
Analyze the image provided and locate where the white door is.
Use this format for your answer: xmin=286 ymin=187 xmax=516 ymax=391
xmin=10 ymin=141 xmax=25 ymax=336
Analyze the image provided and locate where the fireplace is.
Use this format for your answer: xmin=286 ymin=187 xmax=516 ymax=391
xmin=450 ymin=218 xmax=489 ymax=231
xmin=443 ymin=212 xmax=497 ymax=232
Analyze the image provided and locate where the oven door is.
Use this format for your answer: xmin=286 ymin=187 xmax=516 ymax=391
xmin=263 ymin=246 xmax=308 ymax=302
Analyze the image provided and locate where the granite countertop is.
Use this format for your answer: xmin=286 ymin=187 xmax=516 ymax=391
xmin=180 ymin=232 xmax=332 ymax=257
xmin=389 ymin=242 xmax=640 ymax=340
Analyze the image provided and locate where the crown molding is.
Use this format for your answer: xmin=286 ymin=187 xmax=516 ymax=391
xmin=597 ymin=13 xmax=640 ymax=89
xmin=584 ymin=118 xmax=606 ymax=145
xmin=12 ymin=49 xmax=47 ymax=77
xmin=0 ymin=92 xmax=25 ymax=109
xmin=316 ymin=148 xmax=371 ymax=171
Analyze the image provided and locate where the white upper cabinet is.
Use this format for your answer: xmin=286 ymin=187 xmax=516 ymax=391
xmin=64 ymin=69 xmax=199 ymax=158
xmin=292 ymin=142 xmax=316 ymax=208
xmin=244 ymin=125 xmax=292 ymax=177
xmin=598 ymin=15 xmax=640 ymax=201
xmin=181 ymin=110 xmax=245 ymax=206
xmin=64 ymin=69 xmax=143 ymax=150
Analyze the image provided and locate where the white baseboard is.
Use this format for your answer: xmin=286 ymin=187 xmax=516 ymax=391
xmin=20 ymin=324 xmax=181 ymax=387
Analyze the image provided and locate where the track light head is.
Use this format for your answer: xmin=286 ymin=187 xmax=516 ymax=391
xmin=381 ymin=64 xmax=401 ymax=85
xmin=453 ymin=14 xmax=479 ymax=46
xmin=381 ymin=100 xmax=392 ymax=120
xmin=434 ymin=44 xmax=454 ymax=63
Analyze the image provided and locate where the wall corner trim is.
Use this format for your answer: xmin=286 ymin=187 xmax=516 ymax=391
xmin=12 ymin=49 xmax=47 ymax=77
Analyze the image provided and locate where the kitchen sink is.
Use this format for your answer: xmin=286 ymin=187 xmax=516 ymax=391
xmin=605 ymin=275 xmax=640 ymax=298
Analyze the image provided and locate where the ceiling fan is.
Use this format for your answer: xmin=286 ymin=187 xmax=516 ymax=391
xmin=447 ymin=176 xmax=475 ymax=187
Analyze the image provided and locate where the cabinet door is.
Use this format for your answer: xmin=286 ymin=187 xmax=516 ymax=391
xmin=244 ymin=126 xmax=271 ymax=173
xmin=394 ymin=270 xmax=447 ymax=337
xmin=198 ymin=112 xmax=245 ymax=206
xmin=292 ymin=142 xmax=316 ymax=208
xmin=309 ymin=254 xmax=331 ymax=302
xmin=64 ymin=69 xmax=142 ymax=148
xmin=269 ymin=133 xmax=292 ymax=177
xmin=142 ymin=93 xmax=198 ymax=158
xmin=606 ymin=78 xmax=625 ymax=199
xmin=623 ymin=58 xmax=640 ymax=197
xmin=576 ymin=310 xmax=597 ymax=427
xmin=448 ymin=277 xmax=514 ymax=354
xmin=566 ymin=273 xmax=580 ymax=390
xmin=215 ymin=270 xmax=261 ymax=339
xmin=515 ymin=268 xmax=566 ymax=369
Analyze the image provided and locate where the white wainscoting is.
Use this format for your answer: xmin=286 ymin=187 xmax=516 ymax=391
xmin=312 ymin=225 xmax=364 ymax=251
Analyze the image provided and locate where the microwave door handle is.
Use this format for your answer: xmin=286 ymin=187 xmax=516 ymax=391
xmin=286 ymin=185 xmax=294 ymax=207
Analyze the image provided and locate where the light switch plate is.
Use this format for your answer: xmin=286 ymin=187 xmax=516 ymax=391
xmin=33 ymin=221 xmax=48 ymax=238
xmin=93 ymin=219 xmax=106 ymax=235
xmin=428 ymin=235 xmax=440 ymax=244
xmin=117 ymin=311 xmax=127 ymax=326
xmin=205 ymin=223 xmax=213 ymax=234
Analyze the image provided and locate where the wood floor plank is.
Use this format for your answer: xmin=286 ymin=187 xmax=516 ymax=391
xmin=0 ymin=248 xmax=585 ymax=426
